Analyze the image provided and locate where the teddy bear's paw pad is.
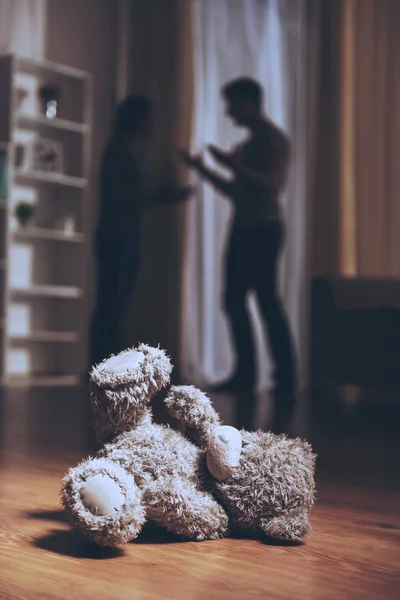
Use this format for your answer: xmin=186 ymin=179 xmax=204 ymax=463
xmin=80 ymin=474 xmax=125 ymax=516
xmin=102 ymin=350 xmax=144 ymax=376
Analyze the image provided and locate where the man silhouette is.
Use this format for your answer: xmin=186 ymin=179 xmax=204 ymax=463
xmin=179 ymin=78 xmax=297 ymax=433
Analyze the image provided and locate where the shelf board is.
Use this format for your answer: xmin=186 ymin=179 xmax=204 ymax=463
xmin=17 ymin=113 xmax=89 ymax=135
xmin=16 ymin=56 xmax=89 ymax=81
xmin=11 ymin=284 xmax=82 ymax=299
xmin=13 ymin=226 xmax=84 ymax=243
xmin=8 ymin=331 xmax=80 ymax=343
xmin=14 ymin=169 xmax=87 ymax=189
xmin=3 ymin=374 xmax=82 ymax=388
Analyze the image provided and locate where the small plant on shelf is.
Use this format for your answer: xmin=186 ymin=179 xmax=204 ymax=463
xmin=14 ymin=201 xmax=35 ymax=227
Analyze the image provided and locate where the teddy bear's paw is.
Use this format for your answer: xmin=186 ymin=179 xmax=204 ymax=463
xmin=164 ymin=386 xmax=222 ymax=445
xmin=61 ymin=458 xmax=146 ymax=546
xmin=88 ymin=345 xmax=173 ymax=442
xmin=260 ymin=508 xmax=311 ymax=543
xmin=90 ymin=344 xmax=172 ymax=392
xmin=101 ymin=350 xmax=145 ymax=377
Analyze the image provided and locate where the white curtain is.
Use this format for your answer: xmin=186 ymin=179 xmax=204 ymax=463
xmin=0 ymin=0 xmax=47 ymax=58
xmin=181 ymin=0 xmax=320 ymax=390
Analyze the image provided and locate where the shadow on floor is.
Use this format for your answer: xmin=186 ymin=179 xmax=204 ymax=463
xmin=32 ymin=521 xmax=185 ymax=559
xmin=27 ymin=509 xmax=68 ymax=523
xmin=32 ymin=518 xmax=301 ymax=557
xmin=33 ymin=528 xmax=124 ymax=560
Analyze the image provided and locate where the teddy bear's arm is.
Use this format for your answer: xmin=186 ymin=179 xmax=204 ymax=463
xmin=164 ymin=385 xmax=222 ymax=447
xmin=143 ymin=477 xmax=229 ymax=540
xmin=89 ymin=344 xmax=172 ymax=442
xmin=260 ymin=506 xmax=312 ymax=542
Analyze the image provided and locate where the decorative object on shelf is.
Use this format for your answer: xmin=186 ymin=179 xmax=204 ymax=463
xmin=32 ymin=137 xmax=64 ymax=174
xmin=62 ymin=215 xmax=76 ymax=237
xmin=39 ymin=85 xmax=60 ymax=120
xmin=0 ymin=151 xmax=7 ymax=201
xmin=14 ymin=201 xmax=35 ymax=227
xmin=14 ymin=70 xmax=39 ymax=116
xmin=14 ymin=144 xmax=26 ymax=169
xmin=16 ymin=88 xmax=28 ymax=113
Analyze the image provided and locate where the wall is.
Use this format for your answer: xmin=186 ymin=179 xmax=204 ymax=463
xmin=46 ymin=0 xmax=118 ymax=348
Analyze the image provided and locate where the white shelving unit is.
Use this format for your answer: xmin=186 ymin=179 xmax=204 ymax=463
xmin=0 ymin=54 xmax=92 ymax=388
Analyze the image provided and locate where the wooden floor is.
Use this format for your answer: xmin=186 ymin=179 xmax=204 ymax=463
xmin=0 ymin=387 xmax=399 ymax=600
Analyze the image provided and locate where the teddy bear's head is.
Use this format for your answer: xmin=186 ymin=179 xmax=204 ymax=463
xmin=208 ymin=428 xmax=316 ymax=541
xmin=89 ymin=344 xmax=172 ymax=443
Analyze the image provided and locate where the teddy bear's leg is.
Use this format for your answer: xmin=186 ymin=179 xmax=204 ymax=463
xmin=62 ymin=457 xmax=146 ymax=547
xmin=143 ymin=477 xmax=229 ymax=541
xmin=89 ymin=344 xmax=172 ymax=443
xmin=164 ymin=385 xmax=222 ymax=446
xmin=260 ymin=507 xmax=311 ymax=542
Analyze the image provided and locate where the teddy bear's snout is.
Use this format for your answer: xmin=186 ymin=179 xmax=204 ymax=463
xmin=207 ymin=426 xmax=242 ymax=481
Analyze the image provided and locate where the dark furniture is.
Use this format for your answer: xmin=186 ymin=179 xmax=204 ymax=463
xmin=310 ymin=277 xmax=400 ymax=395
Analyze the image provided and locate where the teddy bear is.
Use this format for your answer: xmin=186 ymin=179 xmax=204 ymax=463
xmin=61 ymin=344 xmax=316 ymax=546
xmin=61 ymin=344 xmax=229 ymax=546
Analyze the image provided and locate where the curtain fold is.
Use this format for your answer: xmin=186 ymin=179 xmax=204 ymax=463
xmin=181 ymin=0 xmax=321 ymax=389
xmin=351 ymin=0 xmax=400 ymax=277
xmin=313 ymin=0 xmax=400 ymax=279
xmin=0 ymin=0 xmax=47 ymax=59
